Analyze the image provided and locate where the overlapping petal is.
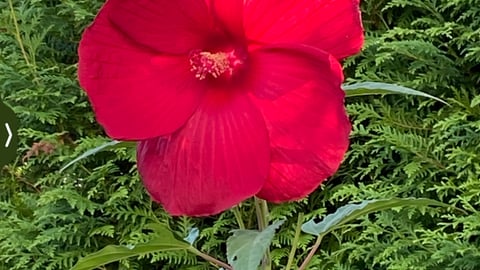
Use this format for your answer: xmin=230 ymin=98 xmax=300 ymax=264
xmin=137 ymin=90 xmax=270 ymax=216
xmin=248 ymin=46 xmax=351 ymax=202
xmin=247 ymin=44 xmax=343 ymax=100
xmin=209 ymin=0 xmax=245 ymax=40
xmin=78 ymin=2 xmax=205 ymax=140
xmin=243 ymin=0 xmax=364 ymax=59
xmin=107 ymin=0 xmax=213 ymax=54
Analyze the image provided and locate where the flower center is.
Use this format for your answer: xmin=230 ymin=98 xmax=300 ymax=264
xmin=189 ymin=49 xmax=245 ymax=80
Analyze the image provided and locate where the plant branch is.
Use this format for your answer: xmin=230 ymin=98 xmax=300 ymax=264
xmin=254 ymin=197 xmax=267 ymax=230
xmin=188 ymin=247 xmax=233 ymax=270
xmin=7 ymin=0 xmax=41 ymax=86
xmin=285 ymin=212 xmax=304 ymax=270
xmin=254 ymin=197 xmax=271 ymax=270
xmin=232 ymin=206 xmax=246 ymax=229
xmin=298 ymin=234 xmax=324 ymax=270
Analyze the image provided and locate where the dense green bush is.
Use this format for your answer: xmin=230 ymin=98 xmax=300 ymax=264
xmin=0 ymin=0 xmax=479 ymax=269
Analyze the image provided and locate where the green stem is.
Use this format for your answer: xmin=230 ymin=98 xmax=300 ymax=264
xmin=79 ymin=164 xmax=92 ymax=175
xmin=7 ymin=0 xmax=30 ymax=67
xmin=254 ymin=197 xmax=271 ymax=270
xmin=254 ymin=197 xmax=266 ymax=230
xmin=188 ymin=247 xmax=233 ymax=270
xmin=261 ymin=200 xmax=270 ymax=224
xmin=7 ymin=0 xmax=40 ymax=84
xmin=232 ymin=206 xmax=246 ymax=229
xmin=298 ymin=234 xmax=324 ymax=270
xmin=285 ymin=213 xmax=304 ymax=270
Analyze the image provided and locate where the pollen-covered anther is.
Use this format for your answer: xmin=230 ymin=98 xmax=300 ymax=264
xmin=189 ymin=50 xmax=243 ymax=80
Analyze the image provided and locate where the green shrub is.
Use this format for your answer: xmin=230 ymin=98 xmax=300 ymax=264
xmin=0 ymin=0 xmax=479 ymax=269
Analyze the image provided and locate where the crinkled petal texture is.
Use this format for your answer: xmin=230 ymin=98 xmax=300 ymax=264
xmin=247 ymin=46 xmax=351 ymax=202
xmin=137 ymin=90 xmax=270 ymax=216
xmin=78 ymin=0 xmax=205 ymax=140
xmin=243 ymin=0 xmax=364 ymax=59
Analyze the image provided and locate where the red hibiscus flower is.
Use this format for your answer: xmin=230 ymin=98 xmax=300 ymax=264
xmin=78 ymin=0 xmax=364 ymax=216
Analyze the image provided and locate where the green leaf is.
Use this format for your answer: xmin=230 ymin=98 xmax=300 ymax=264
xmin=227 ymin=220 xmax=284 ymax=270
xmin=60 ymin=140 xmax=135 ymax=172
xmin=302 ymin=198 xmax=451 ymax=236
xmin=470 ymin=95 xmax=480 ymax=107
xmin=71 ymin=225 xmax=189 ymax=270
xmin=343 ymin=82 xmax=448 ymax=104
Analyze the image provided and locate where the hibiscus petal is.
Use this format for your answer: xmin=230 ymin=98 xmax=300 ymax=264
xmin=209 ymin=0 xmax=245 ymax=40
xmin=137 ymin=90 xmax=270 ymax=216
xmin=249 ymin=47 xmax=350 ymax=202
xmin=244 ymin=0 xmax=364 ymax=59
xmin=106 ymin=0 xmax=213 ymax=54
xmin=78 ymin=3 xmax=205 ymax=140
xmin=248 ymin=44 xmax=344 ymax=100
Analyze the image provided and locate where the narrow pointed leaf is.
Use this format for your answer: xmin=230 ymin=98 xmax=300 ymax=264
xmin=471 ymin=95 xmax=480 ymax=107
xmin=302 ymin=198 xmax=451 ymax=236
xmin=343 ymin=82 xmax=447 ymax=104
xmin=71 ymin=225 xmax=189 ymax=270
xmin=60 ymin=140 xmax=135 ymax=172
xmin=227 ymin=220 xmax=284 ymax=270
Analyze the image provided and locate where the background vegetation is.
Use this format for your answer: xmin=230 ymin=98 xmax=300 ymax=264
xmin=0 ymin=0 xmax=479 ymax=269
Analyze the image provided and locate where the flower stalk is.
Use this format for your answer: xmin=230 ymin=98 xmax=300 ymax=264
xmin=285 ymin=212 xmax=304 ymax=270
xmin=188 ymin=247 xmax=233 ymax=270
xmin=254 ymin=197 xmax=272 ymax=270
xmin=232 ymin=206 xmax=246 ymax=229
xmin=298 ymin=234 xmax=324 ymax=270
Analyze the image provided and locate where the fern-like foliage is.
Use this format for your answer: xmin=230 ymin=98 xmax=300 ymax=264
xmin=0 ymin=0 xmax=479 ymax=269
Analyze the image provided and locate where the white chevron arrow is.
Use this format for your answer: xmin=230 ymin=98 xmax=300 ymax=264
xmin=5 ymin=122 xmax=12 ymax=148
